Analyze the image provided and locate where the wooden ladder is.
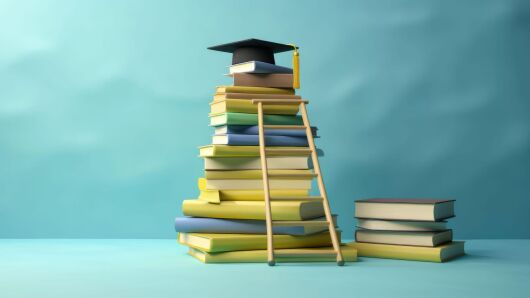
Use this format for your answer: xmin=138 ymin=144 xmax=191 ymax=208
xmin=252 ymin=98 xmax=344 ymax=266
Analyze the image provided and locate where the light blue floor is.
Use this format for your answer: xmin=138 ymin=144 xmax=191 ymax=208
xmin=1 ymin=239 xmax=528 ymax=298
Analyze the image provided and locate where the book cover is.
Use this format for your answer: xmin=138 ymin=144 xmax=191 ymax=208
xmin=188 ymin=245 xmax=358 ymax=263
xmin=210 ymin=112 xmax=303 ymax=127
xmin=198 ymin=177 xmax=312 ymax=190
xmin=213 ymin=134 xmax=309 ymax=147
xmin=215 ymin=125 xmax=317 ymax=137
xmin=198 ymin=189 xmax=310 ymax=203
xmin=199 ymin=145 xmax=313 ymax=157
xmin=178 ymin=231 xmax=336 ymax=252
xmin=347 ymin=241 xmax=465 ymax=263
xmin=182 ymin=200 xmax=325 ymax=220
xmin=355 ymin=199 xmax=455 ymax=221
xmin=228 ymin=60 xmax=293 ymax=74
xmin=174 ymin=216 xmax=334 ymax=235
xmin=203 ymin=156 xmax=310 ymax=170
xmin=213 ymin=93 xmax=301 ymax=101
xmin=204 ymin=169 xmax=313 ymax=180
xmin=216 ymin=85 xmax=294 ymax=95
xmin=232 ymin=73 xmax=293 ymax=88
xmin=355 ymin=229 xmax=453 ymax=247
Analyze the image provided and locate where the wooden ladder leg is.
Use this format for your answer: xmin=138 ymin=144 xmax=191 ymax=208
xmin=299 ymin=102 xmax=344 ymax=266
xmin=257 ymin=102 xmax=275 ymax=266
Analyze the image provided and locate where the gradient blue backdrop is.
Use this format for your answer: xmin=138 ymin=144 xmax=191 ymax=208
xmin=1 ymin=0 xmax=528 ymax=238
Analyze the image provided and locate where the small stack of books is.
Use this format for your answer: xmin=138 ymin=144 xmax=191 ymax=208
xmin=348 ymin=199 xmax=465 ymax=262
xmin=174 ymin=59 xmax=357 ymax=263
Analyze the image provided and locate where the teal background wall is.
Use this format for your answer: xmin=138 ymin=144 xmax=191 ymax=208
xmin=1 ymin=0 xmax=528 ymax=238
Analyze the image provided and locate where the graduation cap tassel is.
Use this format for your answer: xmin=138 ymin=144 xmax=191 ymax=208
xmin=289 ymin=44 xmax=300 ymax=89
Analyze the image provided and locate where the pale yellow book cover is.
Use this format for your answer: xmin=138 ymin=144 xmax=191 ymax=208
xmin=188 ymin=245 xmax=358 ymax=263
xmin=347 ymin=241 xmax=465 ymax=262
xmin=210 ymin=99 xmax=299 ymax=115
xmin=199 ymin=145 xmax=311 ymax=157
xmin=204 ymin=169 xmax=313 ymax=180
xmin=182 ymin=200 xmax=324 ymax=220
xmin=198 ymin=189 xmax=309 ymax=203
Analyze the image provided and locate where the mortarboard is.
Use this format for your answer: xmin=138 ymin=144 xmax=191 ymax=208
xmin=208 ymin=38 xmax=300 ymax=89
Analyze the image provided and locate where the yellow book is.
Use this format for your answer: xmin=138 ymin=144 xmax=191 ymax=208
xmin=204 ymin=169 xmax=313 ymax=180
xmin=198 ymin=189 xmax=310 ymax=203
xmin=188 ymin=245 xmax=358 ymax=263
xmin=213 ymin=93 xmax=301 ymax=102
xmin=182 ymin=200 xmax=324 ymax=220
xmin=216 ymin=86 xmax=294 ymax=95
xmin=210 ymin=99 xmax=299 ymax=115
xmin=178 ymin=231 xmax=337 ymax=253
xmin=197 ymin=177 xmax=311 ymax=190
xmin=347 ymin=241 xmax=465 ymax=263
xmin=199 ymin=145 xmax=310 ymax=157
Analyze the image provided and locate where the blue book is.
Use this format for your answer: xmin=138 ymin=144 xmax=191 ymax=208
xmin=175 ymin=216 xmax=334 ymax=235
xmin=229 ymin=61 xmax=293 ymax=74
xmin=215 ymin=125 xmax=318 ymax=137
xmin=213 ymin=134 xmax=309 ymax=146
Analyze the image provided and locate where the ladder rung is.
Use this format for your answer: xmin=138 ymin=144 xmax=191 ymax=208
xmin=252 ymin=99 xmax=309 ymax=105
xmin=263 ymin=125 xmax=306 ymax=130
xmin=272 ymin=220 xmax=329 ymax=227
xmin=265 ymin=148 xmax=312 ymax=154
xmin=267 ymin=173 xmax=317 ymax=178
xmin=275 ymin=249 xmax=337 ymax=258
xmin=270 ymin=196 xmax=323 ymax=201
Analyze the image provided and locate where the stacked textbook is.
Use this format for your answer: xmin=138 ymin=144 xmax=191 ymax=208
xmin=348 ymin=199 xmax=465 ymax=262
xmin=174 ymin=57 xmax=357 ymax=263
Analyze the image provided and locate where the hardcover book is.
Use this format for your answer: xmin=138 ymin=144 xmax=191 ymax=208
xmin=210 ymin=112 xmax=303 ymax=127
xmin=174 ymin=216 xmax=335 ymax=235
xmin=216 ymin=85 xmax=294 ymax=95
xmin=210 ymin=99 xmax=299 ymax=115
xmin=212 ymin=134 xmax=308 ymax=147
xmin=355 ymin=229 xmax=453 ymax=247
xmin=199 ymin=177 xmax=312 ymax=190
xmin=203 ymin=156 xmax=310 ymax=170
xmin=355 ymin=199 xmax=455 ymax=221
xmin=347 ymin=241 xmax=465 ymax=262
xmin=228 ymin=60 xmax=293 ymax=75
xmin=178 ymin=231 xmax=336 ymax=252
xmin=215 ymin=125 xmax=317 ymax=137
xmin=182 ymin=200 xmax=325 ymax=220
xmin=199 ymin=145 xmax=313 ymax=157
xmin=356 ymin=219 xmax=447 ymax=231
xmin=232 ymin=73 xmax=293 ymax=88
xmin=198 ymin=189 xmax=310 ymax=203
xmin=213 ymin=93 xmax=301 ymax=101
xmin=188 ymin=246 xmax=358 ymax=263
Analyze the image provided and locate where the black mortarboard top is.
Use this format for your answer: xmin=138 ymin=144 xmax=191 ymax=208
xmin=208 ymin=38 xmax=297 ymax=65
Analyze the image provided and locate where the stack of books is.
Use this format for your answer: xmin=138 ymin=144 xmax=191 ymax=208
xmin=348 ymin=199 xmax=465 ymax=262
xmin=174 ymin=60 xmax=358 ymax=263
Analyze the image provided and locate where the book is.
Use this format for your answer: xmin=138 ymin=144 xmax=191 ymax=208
xmin=232 ymin=73 xmax=293 ymax=88
xmin=216 ymin=85 xmax=294 ymax=95
xmin=204 ymin=169 xmax=313 ymax=180
xmin=355 ymin=199 xmax=455 ymax=221
xmin=174 ymin=216 xmax=335 ymax=235
xmin=198 ymin=177 xmax=312 ymax=190
xmin=213 ymin=93 xmax=301 ymax=102
xmin=347 ymin=241 xmax=465 ymax=263
xmin=210 ymin=99 xmax=299 ymax=115
xmin=198 ymin=189 xmax=310 ymax=203
xmin=355 ymin=229 xmax=453 ymax=247
xmin=215 ymin=125 xmax=317 ymax=137
xmin=199 ymin=145 xmax=312 ymax=157
xmin=357 ymin=219 xmax=447 ymax=231
xmin=178 ymin=231 xmax=336 ymax=253
xmin=204 ymin=156 xmax=309 ymax=170
xmin=188 ymin=245 xmax=358 ymax=263
xmin=213 ymin=134 xmax=309 ymax=147
xmin=229 ymin=60 xmax=293 ymax=75
xmin=210 ymin=112 xmax=303 ymax=127
xmin=182 ymin=200 xmax=325 ymax=220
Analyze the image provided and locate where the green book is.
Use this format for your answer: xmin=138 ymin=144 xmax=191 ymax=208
xmin=210 ymin=112 xmax=303 ymax=127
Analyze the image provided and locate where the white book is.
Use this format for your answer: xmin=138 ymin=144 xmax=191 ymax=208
xmin=356 ymin=219 xmax=447 ymax=232
xmin=229 ymin=61 xmax=293 ymax=74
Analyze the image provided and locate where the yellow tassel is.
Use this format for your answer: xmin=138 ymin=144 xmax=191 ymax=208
xmin=289 ymin=44 xmax=300 ymax=89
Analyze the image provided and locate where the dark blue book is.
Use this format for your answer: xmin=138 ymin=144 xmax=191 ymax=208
xmin=215 ymin=125 xmax=318 ymax=137
xmin=175 ymin=216 xmax=335 ymax=235
xmin=212 ymin=134 xmax=309 ymax=146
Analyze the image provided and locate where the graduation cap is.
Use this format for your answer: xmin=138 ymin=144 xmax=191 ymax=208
xmin=208 ymin=38 xmax=300 ymax=89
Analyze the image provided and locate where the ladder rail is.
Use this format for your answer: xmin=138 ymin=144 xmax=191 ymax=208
xmin=257 ymin=102 xmax=276 ymax=266
xmin=255 ymin=99 xmax=344 ymax=266
xmin=299 ymin=102 xmax=344 ymax=265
